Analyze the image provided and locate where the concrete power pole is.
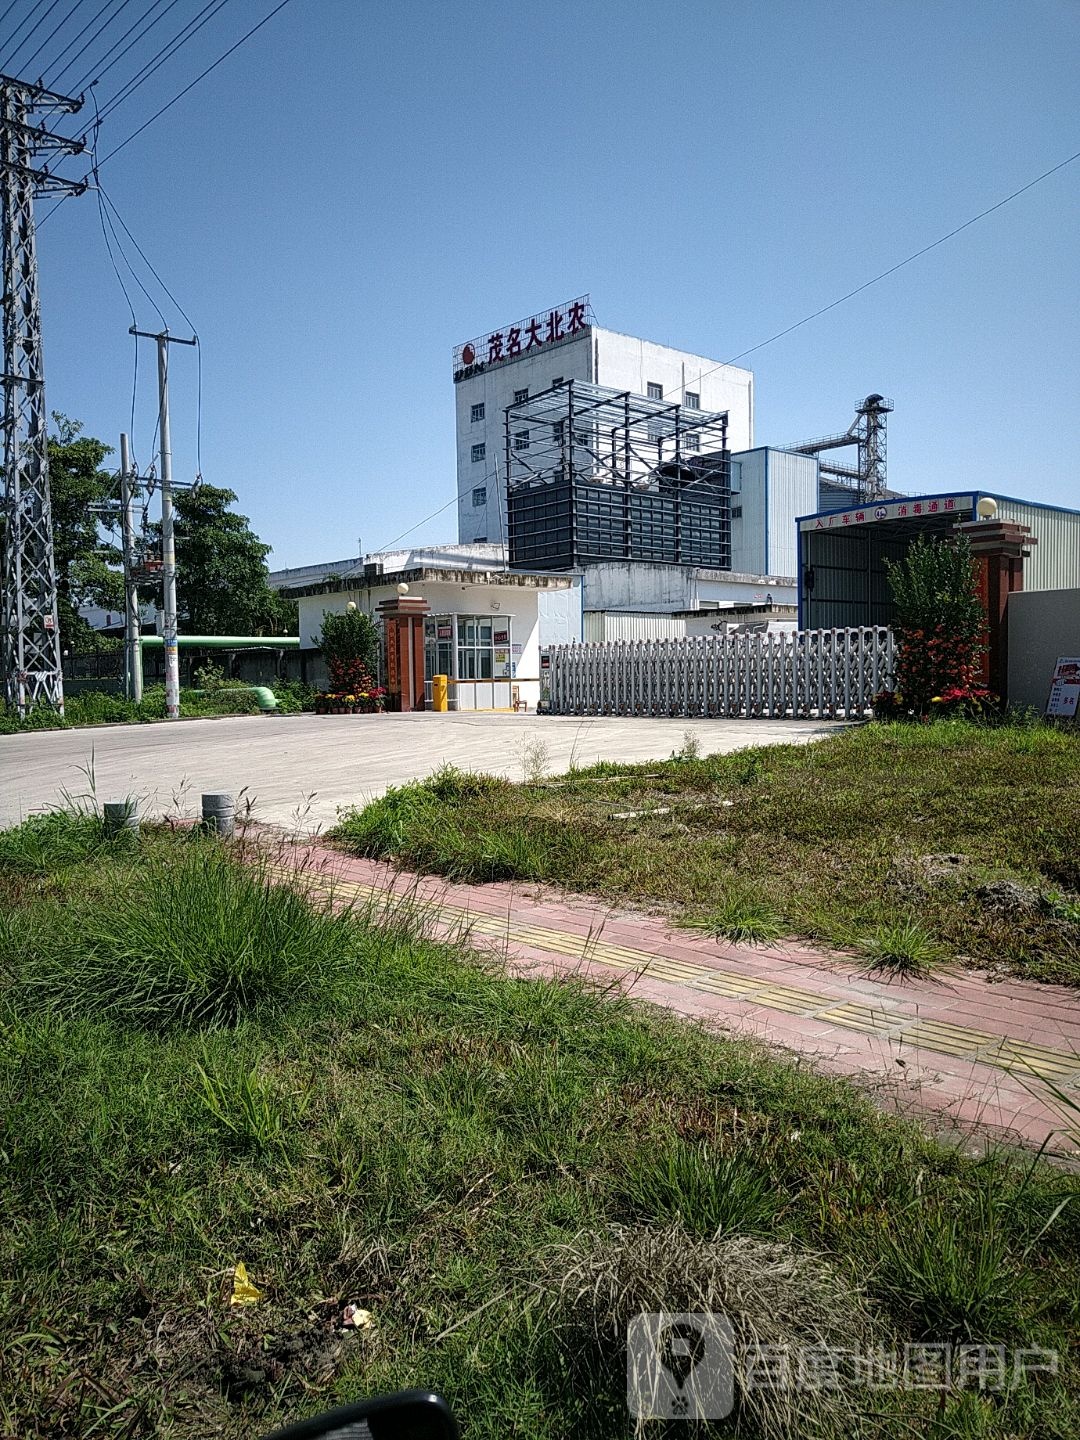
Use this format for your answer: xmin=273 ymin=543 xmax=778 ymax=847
xmin=1 ymin=73 xmax=87 ymax=717
xmin=119 ymin=432 xmax=142 ymax=703
xmin=131 ymin=328 xmax=196 ymax=719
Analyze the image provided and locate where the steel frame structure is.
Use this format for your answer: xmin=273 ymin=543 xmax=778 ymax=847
xmin=790 ymin=394 xmax=895 ymax=504
xmin=1 ymin=73 xmax=85 ymax=716
xmin=504 ymin=379 xmax=730 ymax=496
xmin=505 ymin=379 xmax=732 ymax=570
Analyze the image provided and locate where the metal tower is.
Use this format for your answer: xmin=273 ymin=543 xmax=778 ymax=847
xmin=791 ymin=394 xmax=895 ymax=504
xmin=1 ymin=74 xmax=85 ymax=716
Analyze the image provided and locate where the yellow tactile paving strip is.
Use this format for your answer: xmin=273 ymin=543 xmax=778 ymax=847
xmin=274 ymin=866 xmax=1080 ymax=1086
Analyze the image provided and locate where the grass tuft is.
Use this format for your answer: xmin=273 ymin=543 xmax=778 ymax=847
xmin=857 ymin=918 xmax=943 ymax=976
xmin=3 ymin=842 xmax=365 ymax=1030
xmin=547 ymin=1224 xmax=880 ymax=1439
xmin=684 ymin=890 xmax=785 ymax=945
xmin=620 ymin=1140 xmax=780 ymax=1236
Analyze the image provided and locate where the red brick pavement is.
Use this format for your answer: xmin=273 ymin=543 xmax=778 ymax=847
xmin=280 ymin=844 xmax=1080 ymax=1159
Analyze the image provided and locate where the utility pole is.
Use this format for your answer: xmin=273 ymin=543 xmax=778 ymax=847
xmin=1 ymin=73 xmax=87 ymax=718
xmin=131 ymin=328 xmax=196 ymax=719
xmin=119 ymin=432 xmax=142 ymax=703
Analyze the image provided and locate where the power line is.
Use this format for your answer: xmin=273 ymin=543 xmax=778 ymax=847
xmin=374 ymin=494 xmax=461 ymax=555
xmin=65 ymin=0 xmax=182 ymax=95
xmin=91 ymin=0 xmax=234 ymax=130
xmin=95 ymin=0 xmax=293 ymax=167
xmin=707 ymin=146 xmax=1080 ymax=376
xmin=0 ymin=2 xmax=25 ymax=35
xmin=98 ymin=180 xmax=203 ymax=475
xmin=36 ymin=0 xmax=294 ymax=227
xmin=7 ymin=0 xmax=67 ymax=70
xmin=1 ymin=0 xmax=51 ymax=58
xmin=40 ymin=0 xmax=136 ymax=91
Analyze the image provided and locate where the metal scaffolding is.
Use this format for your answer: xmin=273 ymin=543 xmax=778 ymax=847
xmin=1 ymin=72 xmax=86 ymax=716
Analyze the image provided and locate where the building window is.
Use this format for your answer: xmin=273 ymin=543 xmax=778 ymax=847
xmin=685 ymin=390 xmax=700 ymax=410
xmin=470 ymin=402 xmax=485 ymax=423
xmin=730 ymin=464 xmax=741 ymax=493
xmin=471 ymin=442 xmax=486 ymax=463
xmin=513 ymin=387 xmax=529 ymax=404
xmin=456 ymin=615 xmax=508 ymax=681
xmin=575 ymin=430 xmax=590 ymax=448
xmin=552 ymin=376 xmax=564 ymax=387
xmin=513 ymin=429 xmax=530 ymax=451
xmin=647 ymin=382 xmax=663 ymax=400
xmin=731 ymin=505 xmax=743 ymax=519
xmin=472 ymin=486 xmax=487 ymax=508
xmin=553 ymin=419 xmax=565 ymax=444
xmin=683 ymin=429 xmax=700 ymax=452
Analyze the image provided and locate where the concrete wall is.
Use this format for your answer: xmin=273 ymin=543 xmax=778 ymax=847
xmin=1006 ymin=587 xmax=1080 ymax=709
xmin=538 ymin=583 xmax=583 ymax=645
xmin=580 ymin=560 xmax=796 ymax=615
xmin=592 ymin=328 xmax=753 ymax=453
xmin=455 ymin=332 xmax=593 ymax=545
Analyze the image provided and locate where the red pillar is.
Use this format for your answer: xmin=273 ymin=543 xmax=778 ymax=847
xmin=952 ymin=519 xmax=1035 ymax=704
xmin=377 ymin=593 xmax=430 ymax=711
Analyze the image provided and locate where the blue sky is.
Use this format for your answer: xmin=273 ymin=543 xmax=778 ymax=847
xmin=22 ymin=0 xmax=1080 ymax=565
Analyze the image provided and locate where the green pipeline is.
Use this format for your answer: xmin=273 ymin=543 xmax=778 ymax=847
xmin=139 ymin=635 xmax=301 ymax=649
xmin=189 ymin=686 xmax=279 ymax=713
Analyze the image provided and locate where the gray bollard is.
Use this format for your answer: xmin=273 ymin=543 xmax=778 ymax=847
xmin=201 ymin=792 xmax=236 ymax=838
xmin=103 ymin=799 xmax=139 ymax=838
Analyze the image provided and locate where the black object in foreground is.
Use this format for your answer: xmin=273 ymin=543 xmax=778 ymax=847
xmin=261 ymin=1390 xmax=458 ymax=1440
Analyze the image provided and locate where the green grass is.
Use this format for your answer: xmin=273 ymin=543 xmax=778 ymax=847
xmin=0 ymin=812 xmax=1078 ymax=1438
xmin=0 ymin=679 xmax=315 ymax=734
xmin=333 ymin=724 xmax=1080 ymax=985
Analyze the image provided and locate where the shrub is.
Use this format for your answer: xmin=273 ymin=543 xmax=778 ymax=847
xmin=317 ymin=606 xmax=381 ymax=695
xmin=887 ymin=534 xmax=987 ymax=716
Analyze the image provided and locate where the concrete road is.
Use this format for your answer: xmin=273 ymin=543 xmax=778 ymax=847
xmin=0 ymin=712 xmax=846 ymax=832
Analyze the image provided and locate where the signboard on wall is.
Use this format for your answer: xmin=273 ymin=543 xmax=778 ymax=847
xmin=798 ymin=494 xmax=975 ymax=532
xmin=453 ymin=296 xmax=592 ymax=381
xmin=1046 ymin=657 xmax=1080 ymax=718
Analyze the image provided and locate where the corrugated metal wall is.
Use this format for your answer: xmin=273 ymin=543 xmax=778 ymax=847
xmin=990 ymin=498 xmax=1080 ymax=592
xmin=766 ymin=450 xmax=818 ymax=577
xmin=582 ymin=611 xmax=689 ymax=643
xmin=729 ymin=451 xmax=765 ymax=574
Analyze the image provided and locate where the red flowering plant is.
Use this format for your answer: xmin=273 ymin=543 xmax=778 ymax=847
xmin=314 ymin=606 xmax=386 ymax=714
xmin=885 ymin=533 xmax=995 ymax=719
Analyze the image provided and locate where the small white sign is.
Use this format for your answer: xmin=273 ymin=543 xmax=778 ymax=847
xmin=1046 ymin=657 xmax=1080 ymax=719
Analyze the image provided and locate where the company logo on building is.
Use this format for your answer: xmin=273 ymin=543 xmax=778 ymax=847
xmin=453 ymin=296 xmax=592 ymax=381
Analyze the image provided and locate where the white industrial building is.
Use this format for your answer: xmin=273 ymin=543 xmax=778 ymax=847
xmin=454 ymin=296 xmax=753 ymax=545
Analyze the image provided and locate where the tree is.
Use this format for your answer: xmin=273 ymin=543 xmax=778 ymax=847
xmin=886 ymin=533 xmax=987 ymax=714
xmin=0 ymin=415 xmax=123 ymax=648
xmin=154 ymin=483 xmax=293 ymax=636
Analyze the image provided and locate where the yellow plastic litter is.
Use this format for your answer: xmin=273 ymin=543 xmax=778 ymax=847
xmin=230 ymin=1261 xmax=262 ymax=1306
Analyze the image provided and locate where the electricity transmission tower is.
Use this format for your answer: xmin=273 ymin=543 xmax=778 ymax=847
xmin=1 ymin=73 xmax=86 ymax=716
